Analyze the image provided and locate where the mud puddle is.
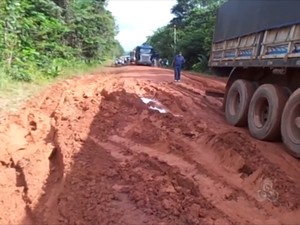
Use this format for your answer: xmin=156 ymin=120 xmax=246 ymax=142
xmin=140 ymin=97 xmax=168 ymax=113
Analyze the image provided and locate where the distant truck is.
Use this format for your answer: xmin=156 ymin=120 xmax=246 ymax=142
xmin=129 ymin=51 xmax=136 ymax=63
xmin=208 ymin=0 xmax=300 ymax=158
xmin=135 ymin=43 xmax=154 ymax=66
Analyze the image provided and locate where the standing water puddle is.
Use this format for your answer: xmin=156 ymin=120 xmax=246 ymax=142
xmin=140 ymin=97 xmax=168 ymax=114
xmin=140 ymin=97 xmax=183 ymax=117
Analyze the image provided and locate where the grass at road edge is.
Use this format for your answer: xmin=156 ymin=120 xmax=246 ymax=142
xmin=0 ymin=61 xmax=112 ymax=116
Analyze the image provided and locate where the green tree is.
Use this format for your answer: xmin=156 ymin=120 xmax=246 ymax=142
xmin=147 ymin=0 xmax=225 ymax=72
xmin=0 ymin=0 xmax=123 ymax=82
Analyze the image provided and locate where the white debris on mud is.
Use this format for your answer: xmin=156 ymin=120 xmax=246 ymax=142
xmin=140 ymin=97 xmax=168 ymax=114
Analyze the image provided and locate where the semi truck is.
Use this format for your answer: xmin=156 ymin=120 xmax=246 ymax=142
xmin=208 ymin=0 xmax=300 ymax=158
xmin=135 ymin=43 xmax=154 ymax=66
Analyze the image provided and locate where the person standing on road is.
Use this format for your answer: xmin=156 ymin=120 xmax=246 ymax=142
xmin=172 ymin=52 xmax=185 ymax=82
xmin=165 ymin=59 xmax=169 ymax=67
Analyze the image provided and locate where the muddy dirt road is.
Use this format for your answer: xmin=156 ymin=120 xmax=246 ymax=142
xmin=0 ymin=66 xmax=300 ymax=225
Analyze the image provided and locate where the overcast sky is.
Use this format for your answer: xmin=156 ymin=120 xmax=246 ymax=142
xmin=106 ymin=0 xmax=177 ymax=52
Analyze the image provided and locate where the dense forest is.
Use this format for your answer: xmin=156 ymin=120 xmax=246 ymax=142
xmin=0 ymin=0 xmax=123 ymax=82
xmin=147 ymin=0 xmax=225 ymax=72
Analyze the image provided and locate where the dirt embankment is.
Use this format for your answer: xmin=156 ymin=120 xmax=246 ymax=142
xmin=0 ymin=66 xmax=300 ymax=225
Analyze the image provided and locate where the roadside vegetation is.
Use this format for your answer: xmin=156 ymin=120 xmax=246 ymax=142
xmin=0 ymin=0 xmax=123 ymax=85
xmin=147 ymin=0 xmax=225 ymax=72
xmin=0 ymin=0 xmax=123 ymax=111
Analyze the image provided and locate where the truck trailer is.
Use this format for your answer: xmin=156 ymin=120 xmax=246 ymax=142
xmin=208 ymin=0 xmax=300 ymax=158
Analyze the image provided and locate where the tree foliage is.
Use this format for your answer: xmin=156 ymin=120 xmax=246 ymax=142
xmin=147 ymin=0 xmax=225 ymax=72
xmin=0 ymin=0 xmax=123 ymax=82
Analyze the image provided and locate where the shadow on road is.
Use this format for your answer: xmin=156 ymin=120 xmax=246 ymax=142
xmin=20 ymin=89 xmax=159 ymax=225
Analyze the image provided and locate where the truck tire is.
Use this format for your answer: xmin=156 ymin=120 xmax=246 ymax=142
xmin=248 ymin=84 xmax=288 ymax=141
xmin=281 ymin=88 xmax=300 ymax=158
xmin=225 ymin=79 xmax=256 ymax=126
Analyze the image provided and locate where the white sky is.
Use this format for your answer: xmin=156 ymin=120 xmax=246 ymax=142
xmin=106 ymin=0 xmax=177 ymax=51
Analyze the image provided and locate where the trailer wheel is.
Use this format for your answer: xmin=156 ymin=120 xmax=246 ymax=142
xmin=225 ymin=79 xmax=256 ymax=126
xmin=281 ymin=88 xmax=300 ymax=158
xmin=248 ymin=84 xmax=288 ymax=141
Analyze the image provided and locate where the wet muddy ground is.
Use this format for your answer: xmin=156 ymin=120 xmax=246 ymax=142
xmin=0 ymin=66 xmax=300 ymax=225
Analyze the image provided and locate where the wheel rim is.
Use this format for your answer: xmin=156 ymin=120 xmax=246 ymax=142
xmin=253 ymin=97 xmax=269 ymax=128
xmin=229 ymin=90 xmax=241 ymax=116
xmin=287 ymin=103 xmax=300 ymax=144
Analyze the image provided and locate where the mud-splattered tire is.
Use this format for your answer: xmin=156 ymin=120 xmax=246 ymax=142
xmin=225 ymin=79 xmax=256 ymax=126
xmin=281 ymin=88 xmax=300 ymax=158
xmin=248 ymin=84 xmax=288 ymax=141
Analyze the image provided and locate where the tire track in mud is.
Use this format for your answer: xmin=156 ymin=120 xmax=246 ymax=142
xmin=137 ymin=78 xmax=300 ymax=223
xmin=93 ymin=81 xmax=298 ymax=224
xmin=168 ymin=83 xmax=224 ymax=117
xmin=103 ymin=122 xmax=289 ymax=224
xmin=182 ymin=72 xmax=226 ymax=92
xmin=129 ymin=77 xmax=300 ymax=212
xmin=169 ymin=82 xmax=300 ymax=206
xmin=94 ymin=135 xmax=276 ymax=225
xmin=90 ymin=136 xmax=237 ymax=225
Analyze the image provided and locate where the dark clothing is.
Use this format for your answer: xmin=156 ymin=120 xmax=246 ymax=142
xmin=173 ymin=54 xmax=185 ymax=81
xmin=174 ymin=55 xmax=185 ymax=67
xmin=174 ymin=66 xmax=181 ymax=81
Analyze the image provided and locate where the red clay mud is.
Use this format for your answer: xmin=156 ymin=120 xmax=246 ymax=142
xmin=0 ymin=66 xmax=300 ymax=225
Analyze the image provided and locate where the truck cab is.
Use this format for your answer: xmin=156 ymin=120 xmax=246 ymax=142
xmin=135 ymin=44 xmax=154 ymax=66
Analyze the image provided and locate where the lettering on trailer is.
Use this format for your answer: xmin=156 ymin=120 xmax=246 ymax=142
xmin=238 ymin=49 xmax=253 ymax=57
xmin=224 ymin=50 xmax=235 ymax=58
xmin=213 ymin=51 xmax=223 ymax=60
xmin=266 ymin=45 xmax=288 ymax=55
xmin=291 ymin=43 xmax=300 ymax=54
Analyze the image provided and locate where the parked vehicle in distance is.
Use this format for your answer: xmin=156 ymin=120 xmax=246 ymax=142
xmin=129 ymin=51 xmax=136 ymax=63
xmin=135 ymin=43 xmax=155 ymax=66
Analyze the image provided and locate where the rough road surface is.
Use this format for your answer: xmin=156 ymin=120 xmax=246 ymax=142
xmin=0 ymin=66 xmax=300 ymax=225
